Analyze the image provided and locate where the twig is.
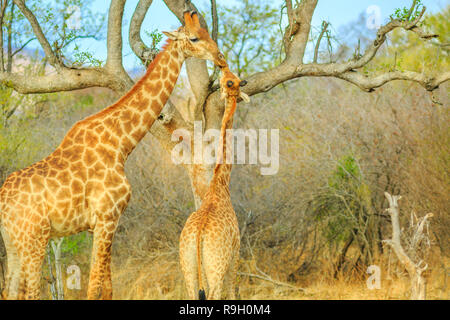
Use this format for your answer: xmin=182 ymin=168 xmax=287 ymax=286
xmin=313 ymin=21 xmax=329 ymax=63
xmin=13 ymin=0 xmax=61 ymax=68
xmin=238 ymin=272 xmax=305 ymax=291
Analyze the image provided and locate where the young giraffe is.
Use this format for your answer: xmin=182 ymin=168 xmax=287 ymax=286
xmin=0 ymin=10 xmax=226 ymax=300
xmin=179 ymin=65 xmax=249 ymax=300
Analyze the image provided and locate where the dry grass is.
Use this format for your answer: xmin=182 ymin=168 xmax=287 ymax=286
xmin=44 ymin=252 xmax=447 ymax=300
xmin=2 ymin=77 xmax=448 ymax=301
xmin=105 ymin=255 xmax=448 ymax=300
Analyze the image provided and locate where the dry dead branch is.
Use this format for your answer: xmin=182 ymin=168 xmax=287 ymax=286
xmin=383 ymin=192 xmax=433 ymax=300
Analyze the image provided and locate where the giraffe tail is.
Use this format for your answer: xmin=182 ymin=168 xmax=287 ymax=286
xmin=199 ymin=289 xmax=206 ymax=300
xmin=196 ymin=223 xmax=206 ymax=300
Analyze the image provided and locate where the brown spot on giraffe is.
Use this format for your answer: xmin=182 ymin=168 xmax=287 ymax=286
xmin=0 ymin=9 xmax=226 ymax=300
xmin=179 ymin=65 xmax=249 ymax=300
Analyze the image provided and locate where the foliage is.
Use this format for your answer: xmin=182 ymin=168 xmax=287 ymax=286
xmin=207 ymin=0 xmax=282 ymax=76
xmin=144 ymin=29 xmax=163 ymax=54
xmin=2 ymin=0 xmax=106 ymax=68
xmin=0 ymin=54 xmax=47 ymax=181
xmin=72 ymin=49 xmax=103 ymax=67
xmin=61 ymin=232 xmax=92 ymax=256
xmin=390 ymin=0 xmax=424 ymax=22
xmin=312 ymin=155 xmax=373 ymax=248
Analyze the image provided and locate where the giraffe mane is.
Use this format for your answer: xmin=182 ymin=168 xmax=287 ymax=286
xmin=145 ymin=39 xmax=173 ymax=75
xmin=77 ymin=39 xmax=174 ymax=124
xmin=113 ymin=38 xmax=174 ymax=107
xmin=214 ymin=95 xmax=237 ymax=175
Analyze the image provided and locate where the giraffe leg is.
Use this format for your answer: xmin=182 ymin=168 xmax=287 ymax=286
xmin=180 ymin=256 xmax=199 ymax=300
xmin=87 ymin=221 xmax=117 ymax=300
xmin=223 ymin=251 xmax=239 ymax=300
xmin=22 ymin=241 xmax=47 ymax=300
xmin=183 ymin=270 xmax=199 ymax=300
xmin=205 ymin=272 xmax=225 ymax=300
xmin=204 ymin=254 xmax=226 ymax=300
xmin=16 ymin=217 xmax=50 ymax=300
xmin=101 ymin=248 xmax=113 ymax=299
xmin=179 ymin=233 xmax=199 ymax=300
xmin=0 ymin=226 xmax=21 ymax=300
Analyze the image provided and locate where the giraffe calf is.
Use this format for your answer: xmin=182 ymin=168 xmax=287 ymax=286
xmin=179 ymin=66 xmax=249 ymax=300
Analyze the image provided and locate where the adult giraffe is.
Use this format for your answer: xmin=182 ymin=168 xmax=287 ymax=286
xmin=0 ymin=9 xmax=226 ymax=300
xmin=179 ymin=66 xmax=249 ymax=300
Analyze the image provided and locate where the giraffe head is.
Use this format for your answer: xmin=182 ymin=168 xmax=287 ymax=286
xmin=219 ymin=66 xmax=250 ymax=102
xmin=162 ymin=10 xmax=226 ymax=67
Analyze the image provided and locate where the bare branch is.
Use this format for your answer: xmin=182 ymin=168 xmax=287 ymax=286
xmin=384 ymin=192 xmax=431 ymax=300
xmin=0 ymin=0 xmax=8 ymax=72
xmin=240 ymin=1 xmax=444 ymax=97
xmin=238 ymin=272 xmax=305 ymax=291
xmin=11 ymin=37 xmax=36 ymax=57
xmin=336 ymin=70 xmax=450 ymax=92
xmin=341 ymin=6 xmax=434 ymax=72
xmin=129 ymin=0 xmax=158 ymax=66
xmin=106 ymin=0 xmax=127 ymax=72
xmin=6 ymin=1 xmax=13 ymax=72
xmin=313 ymin=21 xmax=329 ymax=63
xmin=210 ymin=0 xmax=218 ymax=42
xmin=13 ymin=0 xmax=60 ymax=68
xmin=406 ymin=0 xmax=419 ymax=21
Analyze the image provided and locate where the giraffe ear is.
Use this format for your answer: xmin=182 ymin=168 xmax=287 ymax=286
xmin=240 ymin=92 xmax=250 ymax=103
xmin=162 ymin=30 xmax=181 ymax=40
xmin=184 ymin=10 xmax=194 ymax=31
xmin=191 ymin=11 xmax=201 ymax=28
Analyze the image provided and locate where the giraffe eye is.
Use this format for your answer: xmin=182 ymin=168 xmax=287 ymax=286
xmin=227 ymin=80 xmax=234 ymax=88
xmin=190 ymin=37 xmax=199 ymax=43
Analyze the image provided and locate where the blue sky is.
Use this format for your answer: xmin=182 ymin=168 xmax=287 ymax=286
xmin=61 ymin=0 xmax=449 ymax=70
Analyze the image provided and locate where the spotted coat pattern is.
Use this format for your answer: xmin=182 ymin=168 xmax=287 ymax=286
xmin=179 ymin=67 xmax=244 ymax=300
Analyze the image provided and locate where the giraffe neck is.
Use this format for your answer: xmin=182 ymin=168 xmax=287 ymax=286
xmin=76 ymin=40 xmax=184 ymax=162
xmin=211 ymin=96 xmax=237 ymax=189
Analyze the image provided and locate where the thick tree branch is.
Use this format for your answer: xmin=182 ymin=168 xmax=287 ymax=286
xmin=0 ymin=68 xmax=129 ymax=94
xmin=210 ymin=0 xmax=218 ymax=43
xmin=106 ymin=0 xmax=126 ymax=69
xmin=129 ymin=0 xmax=158 ymax=66
xmin=0 ymin=1 xmax=133 ymax=94
xmin=285 ymin=0 xmax=317 ymax=60
xmin=240 ymin=1 xmax=444 ymax=97
xmin=105 ymin=0 xmax=133 ymax=89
